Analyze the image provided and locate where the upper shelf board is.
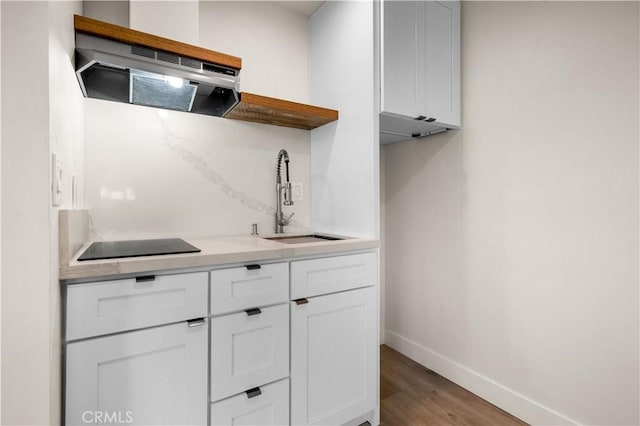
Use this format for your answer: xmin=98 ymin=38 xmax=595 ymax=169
xmin=225 ymin=92 xmax=339 ymax=130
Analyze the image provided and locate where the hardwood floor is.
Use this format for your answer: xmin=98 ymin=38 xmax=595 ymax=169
xmin=380 ymin=345 xmax=528 ymax=426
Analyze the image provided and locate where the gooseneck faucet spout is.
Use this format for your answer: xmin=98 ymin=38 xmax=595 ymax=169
xmin=275 ymin=149 xmax=294 ymax=234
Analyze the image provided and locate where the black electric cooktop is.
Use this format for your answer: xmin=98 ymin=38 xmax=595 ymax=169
xmin=77 ymin=238 xmax=201 ymax=261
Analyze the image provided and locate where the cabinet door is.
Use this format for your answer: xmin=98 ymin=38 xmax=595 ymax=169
xmin=424 ymin=1 xmax=460 ymax=127
xmin=382 ymin=0 xmax=420 ymax=118
xmin=291 ymin=287 xmax=377 ymax=426
xmin=65 ymin=320 xmax=208 ymax=426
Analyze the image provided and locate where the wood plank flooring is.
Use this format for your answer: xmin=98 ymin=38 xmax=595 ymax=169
xmin=380 ymin=345 xmax=528 ymax=426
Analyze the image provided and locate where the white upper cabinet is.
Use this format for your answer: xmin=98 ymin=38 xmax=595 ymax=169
xmin=381 ymin=0 xmax=460 ymax=140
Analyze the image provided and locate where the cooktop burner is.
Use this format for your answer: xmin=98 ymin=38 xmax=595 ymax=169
xmin=77 ymin=238 xmax=201 ymax=261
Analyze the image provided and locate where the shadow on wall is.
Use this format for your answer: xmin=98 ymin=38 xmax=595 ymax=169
xmin=384 ymin=129 xmax=463 ymax=195
xmin=383 ymin=126 xmax=471 ymax=345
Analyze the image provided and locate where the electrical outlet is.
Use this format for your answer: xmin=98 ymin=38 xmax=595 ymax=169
xmin=51 ymin=153 xmax=63 ymax=206
xmin=293 ymin=182 xmax=303 ymax=201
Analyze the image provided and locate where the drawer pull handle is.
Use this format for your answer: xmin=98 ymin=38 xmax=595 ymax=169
xmin=414 ymin=115 xmax=427 ymax=121
xmin=135 ymin=275 xmax=155 ymax=282
xmin=245 ymin=387 xmax=262 ymax=399
xmin=245 ymin=308 xmax=262 ymax=316
xmin=425 ymin=117 xmax=436 ymax=122
xmin=294 ymin=298 xmax=309 ymax=305
xmin=245 ymin=264 xmax=261 ymax=270
xmin=187 ymin=318 xmax=205 ymax=327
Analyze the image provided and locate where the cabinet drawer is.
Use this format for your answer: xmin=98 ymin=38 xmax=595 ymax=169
xmin=210 ymin=378 xmax=289 ymax=426
xmin=290 ymin=252 xmax=376 ymax=299
xmin=210 ymin=304 xmax=289 ymax=402
xmin=210 ymin=263 xmax=288 ymax=315
xmin=66 ymin=272 xmax=208 ymax=341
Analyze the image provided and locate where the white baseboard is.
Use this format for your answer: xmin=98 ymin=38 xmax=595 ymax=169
xmin=384 ymin=329 xmax=578 ymax=426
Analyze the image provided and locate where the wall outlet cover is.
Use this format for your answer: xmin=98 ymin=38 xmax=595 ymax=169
xmin=52 ymin=153 xmax=63 ymax=206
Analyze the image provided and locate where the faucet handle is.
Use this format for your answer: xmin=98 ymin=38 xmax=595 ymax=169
xmin=283 ymin=212 xmax=295 ymax=225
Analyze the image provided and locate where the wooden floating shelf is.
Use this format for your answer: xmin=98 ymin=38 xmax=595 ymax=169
xmin=225 ymin=92 xmax=339 ymax=130
xmin=74 ymin=15 xmax=242 ymax=70
xmin=73 ymin=16 xmax=337 ymax=130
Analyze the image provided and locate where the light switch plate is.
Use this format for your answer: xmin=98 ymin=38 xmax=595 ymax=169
xmin=293 ymin=182 xmax=303 ymax=202
xmin=51 ymin=153 xmax=63 ymax=206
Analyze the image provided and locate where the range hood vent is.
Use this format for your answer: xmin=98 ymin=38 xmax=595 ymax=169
xmin=74 ymin=16 xmax=241 ymax=117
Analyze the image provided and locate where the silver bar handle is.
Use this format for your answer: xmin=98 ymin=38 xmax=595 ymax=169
xmin=187 ymin=318 xmax=206 ymax=327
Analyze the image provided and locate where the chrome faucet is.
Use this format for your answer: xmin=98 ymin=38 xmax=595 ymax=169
xmin=275 ymin=149 xmax=294 ymax=234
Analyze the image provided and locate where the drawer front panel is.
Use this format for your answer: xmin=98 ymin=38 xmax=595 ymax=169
xmin=66 ymin=272 xmax=208 ymax=341
xmin=210 ymin=304 xmax=289 ymax=402
xmin=290 ymin=252 xmax=377 ymax=299
xmin=210 ymin=263 xmax=289 ymax=316
xmin=210 ymin=378 xmax=289 ymax=426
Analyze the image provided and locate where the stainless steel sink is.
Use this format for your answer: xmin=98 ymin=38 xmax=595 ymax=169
xmin=262 ymin=234 xmax=344 ymax=244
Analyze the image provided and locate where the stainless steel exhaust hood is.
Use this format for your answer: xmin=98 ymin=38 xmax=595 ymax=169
xmin=74 ymin=17 xmax=241 ymax=117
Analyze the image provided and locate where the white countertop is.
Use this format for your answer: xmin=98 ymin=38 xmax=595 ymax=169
xmin=60 ymin=233 xmax=379 ymax=281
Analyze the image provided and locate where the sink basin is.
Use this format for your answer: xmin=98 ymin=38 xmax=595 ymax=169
xmin=262 ymin=234 xmax=344 ymax=244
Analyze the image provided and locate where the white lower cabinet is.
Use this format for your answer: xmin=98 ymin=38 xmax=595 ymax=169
xmin=210 ymin=378 xmax=290 ymax=426
xmin=290 ymin=286 xmax=377 ymax=426
xmin=65 ymin=320 xmax=208 ymax=426
xmin=210 ymin=303 xmax=289 ymax=402
xmin=64 ymin=250 xmax=378 ymax=426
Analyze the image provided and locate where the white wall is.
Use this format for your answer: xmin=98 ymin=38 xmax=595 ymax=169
xmin=83 ymin=1 xmax=128 ymax=27
xmin=0 ymin=2 xmax=3 ymax=421
xmin=383 ymin=2 xmax=639 ymax=425
xmin=199 ymin=1 xmax=309 ymax=103
xmin=1 ymin=2 xmax=53 ymax=424
xmin=48 ymin=2 xmax=85 ymax=423
xmin=130 ymin=1 xmax=199 ymax=44
xmin=309 ymin=1 xmax=378 ymax=238
xmin=84 ymin=1 xmax=312 ymax=240
xmin=1 ymin=2 xmax=83 ymax=424
xmin=379 ymin=135 xmax=386 ymax=343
